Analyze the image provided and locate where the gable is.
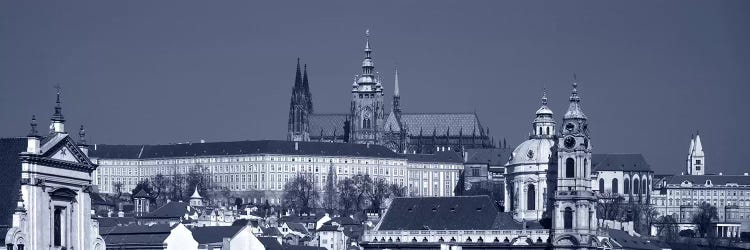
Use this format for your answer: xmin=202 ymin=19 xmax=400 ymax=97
xmin=50 ymin=145 xmax=81 ymax=163
xmin=41 ymin=134 xmax=95 ymax=167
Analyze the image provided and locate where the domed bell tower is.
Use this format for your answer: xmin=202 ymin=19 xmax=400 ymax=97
xmin=553 ymin=79 xmax=598 ymax=248
xmin=350 ymin=30 xmax=385 ymax=145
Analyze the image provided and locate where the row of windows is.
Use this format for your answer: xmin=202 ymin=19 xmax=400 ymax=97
xmin=598 ymin=177 xmax=650 ymax=195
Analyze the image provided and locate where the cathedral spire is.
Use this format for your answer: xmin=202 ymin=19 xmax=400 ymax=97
xmin=303 ymin=64 xmax=313 ymax=113
xmin=394 ymin=65 xmax=399 ymax=97
xmin=356 ymin=29 xmax=376 ymax=85
xmin=294 ymin=58 xmax=302 ymax=90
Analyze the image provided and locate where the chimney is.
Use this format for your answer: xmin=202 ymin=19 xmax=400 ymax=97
xmin=463 ymin=151 xmax=468 ymax=162
xmin=295 ymin=142 xmax=299 ymax=151
xmin=719 ymin=172 xmax=723 ymax=176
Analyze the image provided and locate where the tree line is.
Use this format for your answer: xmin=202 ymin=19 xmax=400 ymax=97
xmin=282 ymin=163 xmax=407 ymax=217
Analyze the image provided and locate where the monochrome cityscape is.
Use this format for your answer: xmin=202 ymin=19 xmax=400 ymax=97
xmin=1 ymin=1 xmax=749 ymax=250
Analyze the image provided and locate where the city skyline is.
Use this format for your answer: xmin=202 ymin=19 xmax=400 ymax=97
xmin=1 ymin=0 xmax=749 ymax=176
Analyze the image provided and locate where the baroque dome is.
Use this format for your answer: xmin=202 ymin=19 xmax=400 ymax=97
xmin=506 ymin=138 xmax=555 ymax=166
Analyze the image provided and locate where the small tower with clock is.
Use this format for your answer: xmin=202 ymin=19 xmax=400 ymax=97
xmin=350 ymin=30 xmax=385 ymax=145
xmin=552 ymin=79 xmax=598 ymax=249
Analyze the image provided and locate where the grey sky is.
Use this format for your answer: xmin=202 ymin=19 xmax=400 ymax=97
xmin=1 ymin=1 xmax=748 ymax=175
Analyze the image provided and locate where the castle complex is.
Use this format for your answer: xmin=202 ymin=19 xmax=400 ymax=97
xmin=287 ymin=31 xmax=496 ymax=154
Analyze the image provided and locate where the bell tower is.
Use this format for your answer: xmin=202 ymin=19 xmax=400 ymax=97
xmin=350 ymin=30 xmax=385 ymax=145
xmin=553 ymin=78 xmax=598 ymax=248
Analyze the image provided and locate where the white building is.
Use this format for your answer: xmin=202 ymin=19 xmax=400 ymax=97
xmin=1 ymin=92 xmax=105 ymax=250
xmin=89 ymin=141 xmax=462 ymax=202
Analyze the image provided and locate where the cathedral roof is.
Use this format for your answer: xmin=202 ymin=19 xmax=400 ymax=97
xmin=400 ymin=112 xmax=484 ymax=137
xmin=308 ymin=112 xmax=486 ymax=138
xmin=592 ymin=154 xmax=652 ymax=172
xmin=90 ymin=140 xmax=402 ymax=159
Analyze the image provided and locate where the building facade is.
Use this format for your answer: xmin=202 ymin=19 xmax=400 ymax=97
xmin=592 ymin=154 xmax=654 ymax=204
xmin=287 ymin=30 xmax=494 ymax=154
xmin=1 ymin=92 xmax=105 ymax=250
xmin=89 ymin=141 xmax=463 ymax=202
xmin=651 ymin=135 xmax=750 ymax=232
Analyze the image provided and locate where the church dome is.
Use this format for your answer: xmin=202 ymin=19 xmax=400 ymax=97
xmin=506 ymin=138 xmax=555 ymax=166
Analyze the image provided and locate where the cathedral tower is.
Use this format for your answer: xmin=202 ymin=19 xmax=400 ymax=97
xmin=288 ymin=59 xmax=313 ymax=141
xmin=687 ymin=132 xmax=705 ymax=175
xmin=553 ymin=79 xmax=598 ymax=248
xmin=350 ymin=30 xmax=385 ymax=145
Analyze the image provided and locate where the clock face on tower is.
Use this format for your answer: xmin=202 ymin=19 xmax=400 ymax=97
xmin=564 ymin=136 xmax=575 ymax=149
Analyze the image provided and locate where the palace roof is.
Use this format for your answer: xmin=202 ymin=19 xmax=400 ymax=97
xmin=664 ymin=174 xmax=750 ymax=186
xmin=404 ymin=151 xmax=463 ymax=164
xmin=90 ymin=140 xmax=402 ymax=160
xmin=592 ymin=154 xmax=652 ymax=172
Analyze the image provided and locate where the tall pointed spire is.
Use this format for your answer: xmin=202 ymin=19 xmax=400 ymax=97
xmin=394 ymin=65 xmax=400 ymax=97
xmin=303 ymin=64 xmax=313 ymax=113
xmin=356 ymin=29 xmax=376 ymax=85
xmin=294 ymin=58 xmax=302 ymax=90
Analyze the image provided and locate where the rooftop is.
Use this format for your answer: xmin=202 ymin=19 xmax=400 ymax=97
xmin=90 ymin=140 xmax=402 ymax=160
xmin=592 ymin=154 xmax=652 ymax=172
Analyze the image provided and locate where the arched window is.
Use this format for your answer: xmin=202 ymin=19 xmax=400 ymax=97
xmin=624 ymin=178 xmax=630 ymax=194
xmin=633 ymin=179 xmax=640 ymax=195
xmin=527 ymin=184 xmax=536 ymax=210
xmin=599 ymin=178 xmax=605 ymax=192
xmin=565 ymin=158 xmax=575 ymax=178
xmin=546 ymin=127 xmax=550 ymax=135
xmin=612 ymin=178 xmax=619 ymax=194
xmin=538 ymin=127 xmax=542 ymax=135
xmin=584 ymin=158 xmax=588 ymax=178
xmin=363 ymin=118 xmax=371 ymax=129
xmin=564 ymin=207 xmax=574 ymax=229
xmin=642 ymin=179 xmax=648 ymax=195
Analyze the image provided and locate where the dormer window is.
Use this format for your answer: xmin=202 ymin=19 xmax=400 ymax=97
xmin=706 ymin=180 xmax=712 ymax=186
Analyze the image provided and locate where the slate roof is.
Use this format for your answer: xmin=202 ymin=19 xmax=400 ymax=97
xmin=283 ymin=244 xmax=327 ymax=250
xmin=261 ymin=227 xmax=282 ymax=236
xmin=464 ymin=148 xmax=514 ymax=165
xmin=605 ymin=229 xmax=660 ymax=250
xmin=665 ymin=174 xmax=750 ymax=186
xmin=377 ymin=196 xmax=521 ymax=230
xmin=258 ymin=236 xmax=284 ymax=250
xmin=404 ymin=151 xmax=463 ymax=164
xmin=0 ymin=138 xmax=26 ymax=227
xmin=133 ymin=189 xmax=150 ymax=198
xmin=329 ymin=216 xmax=357 ymax=225
xmin=90 ymin=140 xmax=402 ymax=159
xmin=100 ymin=223 xmax=173 ymax=246
xmin=592 ymin=154 xmax=652 ymax=172
xmin=308 ymin=112 xmax=487 ymax=137
xmin=141 ymin=201 xmax=195 ymax=219
xmin=190 ymin=226 xmax=244 ymax=244
xmin=309 ymin=114 xmax=348 ymax=137
xmin=96 ymin=217 xmax=137 ymax=228
xmin=401 ymin=113 xmax=484 ymax=137
xmin=285 ymin=222 xmax=310 ymax=235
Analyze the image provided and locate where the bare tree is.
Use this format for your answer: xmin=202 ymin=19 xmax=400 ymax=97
xmin=352 ymin=174 xmax=373 ymax=212
xmin=151 ymin=173 xmax=170 ymax=205
xmin=185 ymin=165 xmax=211 ymax=199
xmin=596 ymin=193 xmax=624 ymax=228
xmin=112 ymin=181 xmax=124 ymax=200
xmin=692 ymin=202 xmax=719 ymax=238
xmin=337 ymin=177 xmax=357 ymax=214
xmin=389 ymin=183 xmax=407 ymax=198
xmin=369 ymin=178 xmax=390 ymax=210
xmin=282 ymin=173 xmax=319 ymax=215
xmin=655 ymin=215 xmax=679 ymax=242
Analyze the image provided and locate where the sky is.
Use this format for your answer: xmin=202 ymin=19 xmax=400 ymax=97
xmin=1 ymin=1 xmax=748 ymax=175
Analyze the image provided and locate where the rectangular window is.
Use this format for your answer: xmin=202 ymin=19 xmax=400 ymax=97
xmin=54 ymin=207 xmax=64 ymax=247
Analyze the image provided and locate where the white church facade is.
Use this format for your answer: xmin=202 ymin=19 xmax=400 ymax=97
xmin=1 ymin=92 xmax=105 ymax=250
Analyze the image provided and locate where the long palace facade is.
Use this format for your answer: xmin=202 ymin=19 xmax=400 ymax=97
xmin=89 ymin=140 xmax=463 ymax=204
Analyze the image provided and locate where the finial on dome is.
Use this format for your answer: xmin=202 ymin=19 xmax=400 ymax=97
xmin=365 ymin=29 xmax=371 ymax=51
xmin=52 ymin=84 xmax=65 ymax=121
xmin=541 ymin=88 xmax=548 ymax=106
xmin=569 ymin=74 xmax=581 ymax=102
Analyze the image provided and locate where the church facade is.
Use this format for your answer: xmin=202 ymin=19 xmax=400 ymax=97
xmin=287 ymin=31 xmax=494 ymax=154
xmin=1 ymin=92 xmax=105 ymax=250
